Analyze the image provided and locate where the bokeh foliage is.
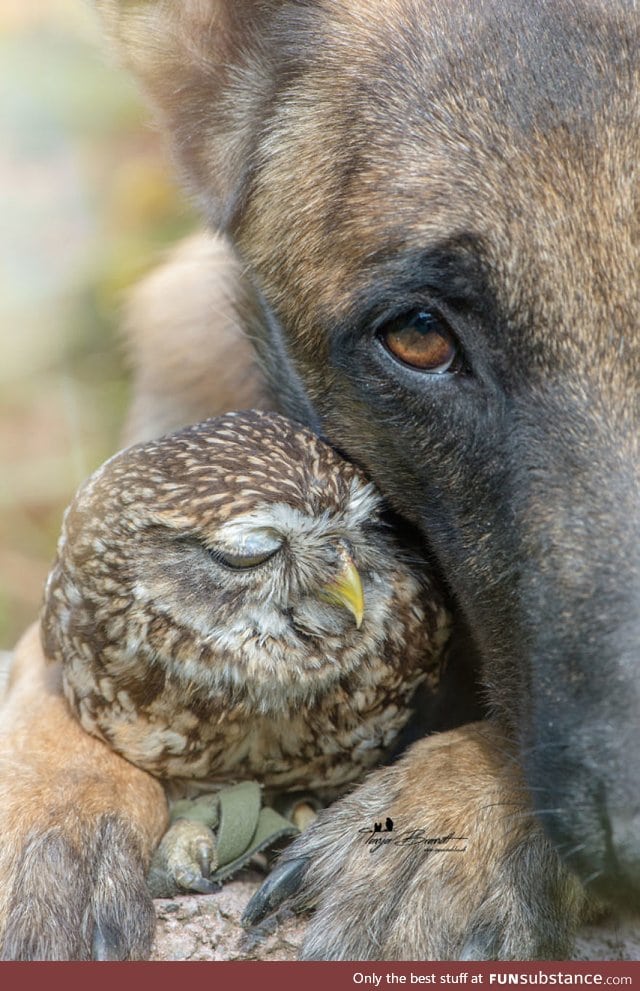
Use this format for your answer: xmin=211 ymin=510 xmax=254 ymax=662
xmin=0 ymin=0 xmax=195 ymax=646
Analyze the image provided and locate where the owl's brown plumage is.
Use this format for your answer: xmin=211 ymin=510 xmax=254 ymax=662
xmin=42 ymin=410 xmax=450 ymax=800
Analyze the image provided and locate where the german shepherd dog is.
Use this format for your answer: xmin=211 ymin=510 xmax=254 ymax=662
xmin=0 ymin=0 xmax=638 ymax=961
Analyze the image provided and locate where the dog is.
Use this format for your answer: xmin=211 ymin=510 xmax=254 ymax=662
xmin=0 ymin=0 xmax=638 ymax=960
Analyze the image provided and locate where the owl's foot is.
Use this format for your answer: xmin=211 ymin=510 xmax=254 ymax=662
xmin=0 ymin=627 xmax=168 ymax=960
xmin=148 ymin=792 xmax=221 ymax=898
xmin=244 ymin=722 xmax=588 ymax=960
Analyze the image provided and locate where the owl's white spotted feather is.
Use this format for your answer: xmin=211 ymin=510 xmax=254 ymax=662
xmin=42 ymin=411 xmax=450 ymax=800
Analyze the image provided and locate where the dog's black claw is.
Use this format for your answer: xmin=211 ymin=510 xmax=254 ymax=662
xmin=241 ymin=857 xmax=309 ymax=927
xmin=458 ymin=932 xmax=498 ymax=961
xmin=92 ymin=924 xmax=127 ymax=962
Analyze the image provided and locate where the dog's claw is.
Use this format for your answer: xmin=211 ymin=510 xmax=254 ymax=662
xmin=241 ymin=856 xmax=309 ymax=927
xmin=92 ymin=923 xmax=127 ymax=962
xmin=458 ymin=932 xmax=498 ymax=961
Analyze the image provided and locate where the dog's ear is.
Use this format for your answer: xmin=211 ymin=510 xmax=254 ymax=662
xmin=95 ymin=1 xmax=300 ymax=228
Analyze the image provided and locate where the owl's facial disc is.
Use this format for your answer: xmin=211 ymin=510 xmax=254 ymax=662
xmin=210 ymin=503 xmax=374 ymax=633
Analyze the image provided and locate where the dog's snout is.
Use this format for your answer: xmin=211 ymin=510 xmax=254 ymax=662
xmin=512 ymin=403 xmax=640 ymax=913
xmin=529 ymin=749 xmax=640 ymax=911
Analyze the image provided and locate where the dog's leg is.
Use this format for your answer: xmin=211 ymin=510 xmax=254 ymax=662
xmin=0 ymin=625 xmax=168 ymax=960
xmin=245 ymin=721 xmax=588 ymax=960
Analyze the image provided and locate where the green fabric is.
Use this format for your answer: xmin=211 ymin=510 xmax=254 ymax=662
xmin=170 ymin=793 xmax=219 ymax=830
xmin=215 ymin=781 xmax=263 ymax=866
xmin=211 ymin=804 xmax=299 ymax=883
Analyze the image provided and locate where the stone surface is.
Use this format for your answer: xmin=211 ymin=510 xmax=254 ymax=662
xmin=152 ymin=872 xmax=305 ymax=961
xmin=153 ymin=872 xmax=639 ymax=962
xmin=574 ymin=914 xmax=640 ymax=962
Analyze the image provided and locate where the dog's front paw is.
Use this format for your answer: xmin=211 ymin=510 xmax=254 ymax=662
xmin=244 ymin=722 xmax=587 ymax=960
xmin=0 ymin=626 xmax=169 ymax=960
xmin=1 ymin=813 xmax=157 ymax=961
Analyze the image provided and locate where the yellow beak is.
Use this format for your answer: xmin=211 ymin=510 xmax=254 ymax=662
xmin=318 ymin=556 xmax=365 ymax=629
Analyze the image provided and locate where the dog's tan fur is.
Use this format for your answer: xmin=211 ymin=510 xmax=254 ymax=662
xmin=0 ymin=626 xmax=167 ymax=959
xmin=0 ymin=0 xmax=638 ymax=961
xmin=122 ymin=233 xmax=271 ymax=445
xmin=275 ymin=723 xmax=588 ymax=960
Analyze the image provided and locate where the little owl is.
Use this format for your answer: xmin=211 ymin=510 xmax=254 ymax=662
xmin=41 ymin=410 xmax=450 ymax=886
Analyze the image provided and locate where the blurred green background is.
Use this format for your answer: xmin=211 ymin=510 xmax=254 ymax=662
xmin=0 ymin=0 xmax=195 ymax=647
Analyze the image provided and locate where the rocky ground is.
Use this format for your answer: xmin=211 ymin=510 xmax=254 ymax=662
xmin=152 ymin=873 xmax=304 ymax=962
xmin=152 ymin=872 xmax=639 ymax=962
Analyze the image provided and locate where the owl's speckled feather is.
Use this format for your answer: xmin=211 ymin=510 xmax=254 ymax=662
xmin=42 ymin=411 xmax=450 ymax=800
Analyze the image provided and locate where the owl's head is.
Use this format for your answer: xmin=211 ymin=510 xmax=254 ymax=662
xmin=46 ymin=411 xmax=420 ymax=708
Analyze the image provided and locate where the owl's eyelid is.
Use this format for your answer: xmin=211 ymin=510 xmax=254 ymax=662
xmin=207 ymin=526 xmax=285 ymax=570
xmin=207 ymin=546 xmax=281 ymax=570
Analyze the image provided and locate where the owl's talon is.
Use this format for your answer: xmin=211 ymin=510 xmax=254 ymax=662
xmin=147 ymin=818 xmax=218 ymax=898
xmin=241 ymin=856 xmax=309 ymax=927
xmin=196 ymin=842 xmax=213 ymax=878
xmin=174 ymin=869 xmax=221 ymax=895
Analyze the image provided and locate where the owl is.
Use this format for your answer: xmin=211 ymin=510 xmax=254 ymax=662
xmin=42 ymin=409 xmax=450 ymax=814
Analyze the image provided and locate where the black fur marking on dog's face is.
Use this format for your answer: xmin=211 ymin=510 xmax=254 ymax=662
xmin=230 ymin=0 xmax=640 ymax=909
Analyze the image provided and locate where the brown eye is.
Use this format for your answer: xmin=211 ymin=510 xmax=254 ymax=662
xmin=381 ymin=311 xmax=460 ymax=373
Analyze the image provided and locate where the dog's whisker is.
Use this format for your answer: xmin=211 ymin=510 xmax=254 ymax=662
xmin=581 ymin=870 xmax=604 ymax=888
xmin=494 ymin=809 xmax=544 ymax=827
xmin=552 ymin=841 xmax=587 ymax=860
xmin=529 ymin=808 xmax=567 ymax=819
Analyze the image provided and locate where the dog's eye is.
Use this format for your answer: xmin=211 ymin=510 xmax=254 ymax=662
xmin=380 ymin=311 xmax=460 ymax=373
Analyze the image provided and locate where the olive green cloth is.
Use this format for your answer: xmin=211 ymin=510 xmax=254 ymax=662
xmin=170 ymin=782 xmax=300 ymax=885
